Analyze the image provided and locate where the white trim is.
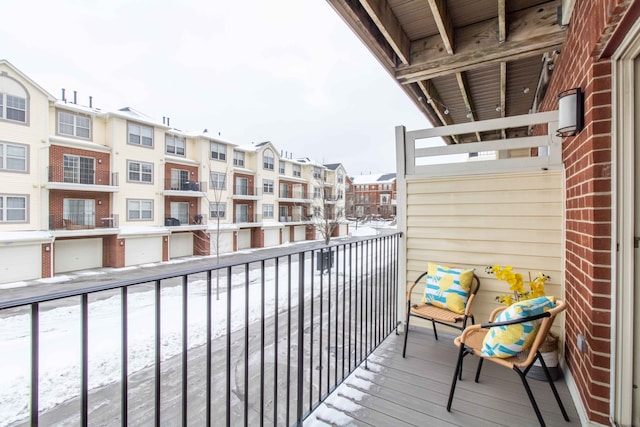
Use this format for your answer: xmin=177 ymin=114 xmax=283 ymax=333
xmin=611 ymin=16 xmax=640 ymax=427
xmin=395 ymin=125 xmax=407 ymax=328
xmin=562 ymin=362 xmax=609 ymax=427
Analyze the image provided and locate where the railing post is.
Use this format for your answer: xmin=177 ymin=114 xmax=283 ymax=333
xmin=296 ymin=251 xmax=305 ymax=426
xmin=31 ymin=303 xmax=39 ymax=427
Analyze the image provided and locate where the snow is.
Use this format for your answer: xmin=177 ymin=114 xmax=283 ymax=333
xmin=350 ymin=226 xmax=378 ymax=237
xmin=0 ymin=226 xmax=395 ymax=425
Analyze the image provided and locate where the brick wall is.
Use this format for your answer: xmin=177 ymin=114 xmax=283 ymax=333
xmin=49 ymin=190 xmax=111 ymax=229
xmin=49 ymin=145 xmax=111 ymax=184
xmin=193 ymin=230 xmax=210 ymax=256
xmin=103 ymin=235 xmax=125 ymax=268
xmin=537 ymin=0 xmax=631 ymax=423
xmin=41 ymin=243 xmax=52 ymax=278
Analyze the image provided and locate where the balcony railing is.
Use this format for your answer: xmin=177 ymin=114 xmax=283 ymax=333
xmin=164 ymin=179 xmax=206 ymax=192
xmin=279 ymin=213 xmax=305 ymax=222
xmin=49 ymin=213 xmax=119 ymax=230
xmin=234 ymin=213 xmax=261 ymax=223
xmin=234 ymin=186 xmax=260 ymax=197
xmin=279 ymin=189 xmax=308 ymax=199
xmin=164 ymin=213 xmax=208 ymax=226
xmin=0 ymin=233 xmax=400 ymax=426
xmin=47 ymin=167 xmax=119 ymax=186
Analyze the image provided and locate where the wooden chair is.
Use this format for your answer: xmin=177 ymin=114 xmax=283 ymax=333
xmin=447 ymin=299 xmax=570 ymax=427
xmin=402 ymin=269 xmax=480 ymax=357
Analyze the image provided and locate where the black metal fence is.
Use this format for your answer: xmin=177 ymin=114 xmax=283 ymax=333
xmin=0 ymin=233 xmax=401 ymax=426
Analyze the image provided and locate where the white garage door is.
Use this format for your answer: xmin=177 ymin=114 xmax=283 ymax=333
xmin=55 ymin=238 xmax=102 ymax=273
xmin=237 ymin=229 xmax=251 ymax=250
xmin=125 ymin=236 xmax=163 ymax=266
xmin=210 ymin=230 xmax=234 ymax=255
xmin=263 ymin=228 xmax=280 ymax=247
xmin=282 ymin=226 xmax=291 ymax=243
xmin=293 ymin=226 xmax=306 ymax=241
xmin=0 ymin=244 xmax=42 ymax=282
xmin=170 ymin=233 xmax=193 ymax=258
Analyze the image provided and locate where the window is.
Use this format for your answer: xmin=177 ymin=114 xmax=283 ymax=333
xmin=263 ymin=179 xmax=274 ymax=194
xmin=210 ymin=172 xmax=226 ymax=190
xmin=279 ymin=162 xmax=285 ymax=174
xmin=166 ymin=135 xmax=185 ymax=156
xmin=210 ymin=202 xmax=226 ymax=219
xmin=128 ymin=161 xmax=153 ymax=183
xmin=337 ymin=190 xmax=343 ymax=200
xmin=170 ymin=202 xmax=190 ymax=224
xmin=211 ymin=142 xmax=227 ymax=161
xmin=236 ymin=204 xmax=249 ymax=222
xmin=170 ymin=169 xmax=189 ymax=190
xmin=58 ymin=111 xmax=90 ymax=138
xmin=233 ymin=150 xmax=244 ymax=167
xmin=263 ymin=204 xmax=274 ymax=219
xmin=0 ymin=195 xmax=27 ymax=222
xmin=263 ymin=149 xmax=274 ymax=170
xmin=279 ymin=206 xmax=288 ymax=220
xmin=63 ymin=155 xmax=95 ymax=184
xmin=292 ymin=164 xmax=301 ymax=177
xmin=127 ymin=199 xmax=153 ymax=220
xmin=0 ymin=75 xmax=28 ymax=123
xmin=0 ymin=142 xmax=27 ymax=171
xmin=236 ymin=177 xmax=249 ymax=195
xmin=313 ymin=167 xmax=322 ymax=179
xmin=313 ymin=186 xmax=322 ymax=198
xmin=63 ymin=198 xmax=95 ymax=226
xmin=337 ymin=171 xmax=344 ymax=183
xmin=313 ymin=206 xmax=321 ymax=216
xmin=128 ymin=123 xmax=153 ymax=147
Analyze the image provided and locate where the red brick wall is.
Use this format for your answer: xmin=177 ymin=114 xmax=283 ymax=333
xmin=41 ymin=243 xmax=52 ymax=278
xmin=164 ymin=196 xmax=200 ymax=225
xmin=537 ymin=1 xmax=632 ymax=423
xmin=49 ymin=190 xmax=111 ymax=229
xmin=164 ymin=162 xmax=199 ymax=190
xmin=49 ymin=145 xmax=111 ymax=184
xmin=193 ymin=230 xmax=210 ymax=256
xmin=103 ymin=235 xmax=125 ymax=268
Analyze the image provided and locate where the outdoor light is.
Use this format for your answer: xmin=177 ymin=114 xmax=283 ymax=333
xmin=557 ymin=88 xmax=584 ymax=137
xmin=44 ymin=245 xmax=50 ymax=252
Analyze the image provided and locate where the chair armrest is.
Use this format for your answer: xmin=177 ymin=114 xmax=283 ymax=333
xmin=407 ymin=271 xmax=429 ymax=303
xmin=480 ymin=311 xmax=551 ymax=329
xmin=488 ymin=306 xmax=507 ymax=322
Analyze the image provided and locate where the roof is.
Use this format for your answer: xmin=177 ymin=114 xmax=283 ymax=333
xmin=351 ymin=173 xmax=396 ymax=184
xmin=0 ymin=59 xmax=56 ymax=101
xmin=324 ymin=163 xmax=342 ymax=170
xmin=326 ymin=0 xmax=570 ymax=144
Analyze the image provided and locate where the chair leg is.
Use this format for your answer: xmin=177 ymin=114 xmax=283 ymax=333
xmin=432 ymin=321 xmax=439 ymax=340
xmin=537 ymin=351 xmax=570 ymax=421
xmin=515 ymin=368 xmax=547 ymax=427
xmin=447 ymin=344 xmax=466 ymax=412
xmin=475 ymin=358 xmax=484 ymax=383
xmin=402 ymin=306 xmax=411 ymax=358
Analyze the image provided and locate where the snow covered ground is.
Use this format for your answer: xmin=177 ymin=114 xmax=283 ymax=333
xmin=0 ymin=225 xmax=395 ymax=426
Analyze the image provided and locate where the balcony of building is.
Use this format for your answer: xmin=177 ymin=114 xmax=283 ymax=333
xmin=164 ymin=213 xmax=208 ymax=228
xmin=232 ymin=186 xmax=261 ymax=200
xmin=49 ymin=213 xmax=120 ymax=231
xmin=162 ymin=178 xmax=207 ymax=197
xmin=278 ymin=187 xmax=309 ymax=204
xmin=46 ymin=166 xmax=119 ymax=192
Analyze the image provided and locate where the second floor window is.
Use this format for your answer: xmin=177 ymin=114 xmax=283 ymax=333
xmin=127 ymin=199 xmax=153 ymax=220
xmin=313 ymin=187 xmax=322 ymax=198
xmin=337 ymin=172 xmax=344 ymax=183
xmin=166 ymin=135 xmax=185 ymax=156
xmin=0 ymin=194 xmax=27 ymax=222
xmin=58 ymin=111 xmax=90 ymax=139
xmin=128 ymin=161 xmax=153 ymax=183
xmin=63 ymin=154 xmax=95 ymax=184
xmin=0 ymin=82 xmax=27 ymax=123
xmin=128 ymin=123 xmax=153 ymax=147
xmin=293 ymin=164 xmax=301 ymax=177
xmin=233 ymin=150 xmax=245 ymax=167
xmin=279 ymin=162 xmax=285 ymax=174
xmin=263 ymin=179 xmax=274 ymax=194
xmin=211 ymin=142 xmax=227 ymax=161
xmin=263 ymin=149 xmax=274 ymax=170
xmin=210 ymin=172 xmax=226 ymax=190
xmin=210 ymin=202 xmax=226 ymax=218
xmin=263 ymin=204 xmax=274 ymax=219
xmin=313 ymin=167 xmax=322 ymax=180
xmin=0 ymin=142 xmax=27 ymax=172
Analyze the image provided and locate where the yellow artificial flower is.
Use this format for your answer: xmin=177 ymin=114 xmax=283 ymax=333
xmin=486 ymin=265 xmax=549 ymax=306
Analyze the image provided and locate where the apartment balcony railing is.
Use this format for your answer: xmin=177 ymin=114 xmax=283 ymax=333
xmin=234 ymin=213 xmax=261 ymax=224
xmin=47 ymin=167 xmax=119 ymax=188
xmin=233 ymin=187 xmax=261 ymax=199
xmin=279 ymin=190 xmax=308 ymax=200
xmin=164 ymin=213 xmax=208 ymax=226
xmin=279 ymin=213 xmax=305 ymax=222
xmin=0 ymin=233 xmax=400 ymax=426
xmin=49 ymin=213 xmax=119 ymax=230
xmin=164 ymin=179 xmax=207 ymax=192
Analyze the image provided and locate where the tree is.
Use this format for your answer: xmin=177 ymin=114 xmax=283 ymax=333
xmin=309 ymin=173 xmax=344 ymax=245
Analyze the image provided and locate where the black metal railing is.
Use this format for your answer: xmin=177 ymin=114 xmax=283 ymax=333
xmin=0 ymin=233 xmax=400 ymax=426
xmin=47 ymin=166 xmax=118 ymax=186
xmin=164 ymin=178 xmax=206 ymax=192
xmin=49 ymin=213 xmax=119 ymax=230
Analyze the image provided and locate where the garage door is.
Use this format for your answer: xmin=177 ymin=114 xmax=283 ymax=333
xmin=55 ymin=238 xmax=102 ymax=273
xmin=125 ymin=236 xmax=163 ymax=266
xmin=263 ymin=228 xmax=280 ymax=247
xmin=210 ymin=230 xmax=234 ymax=254
xmin=170 ymin=233 xmax=193 ymax=258
xmin=237 ymin=229 xmax=251 ymax=250
xmin=294 ymin=226 xmax=306 ymax=241
xmin=0 ymin=244 xmax=42 ymax=282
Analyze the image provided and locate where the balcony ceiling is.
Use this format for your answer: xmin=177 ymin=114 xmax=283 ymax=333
xmin=326 ymin=0 xmax=567 ymax=143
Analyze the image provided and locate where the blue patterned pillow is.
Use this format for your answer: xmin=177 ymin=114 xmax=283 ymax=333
xmin=481 ymin=296 xmax=556 ymax=358
xmin=422 ymin=262 xmax=474 ymax=314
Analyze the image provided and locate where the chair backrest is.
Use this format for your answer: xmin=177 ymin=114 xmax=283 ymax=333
xmin=519 ymin=299 xmax=567 ymax=367
xmin=408 ymin=269 xmax=481 ymax=313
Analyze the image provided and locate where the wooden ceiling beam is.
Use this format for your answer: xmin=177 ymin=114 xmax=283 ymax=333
xmin=427 ymin=0 xmax=455 ymax=55
xmin=416 ymin=80 xmax=459 ymax=143
xmin=358 ymin=0 xmax=411 ymax=64
xmin=396 ymin=0 xmax=565 ymax=84
xmin=455 ymin=72 xmax=482 ymax=142
xmin=325 ymin=0 xmax=398 ymax=68
xmin=498 ymin=0 xmax=507 ymax=44
xmin=500 ymin=61 xmax=507 ymax=139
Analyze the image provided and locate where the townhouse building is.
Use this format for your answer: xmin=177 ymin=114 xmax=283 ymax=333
xmin=0 ymin=60 xmax=349 ymax=284
xmin=351 ymin=173 xmax=397 ymax=219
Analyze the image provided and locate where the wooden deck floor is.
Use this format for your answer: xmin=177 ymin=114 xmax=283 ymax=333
xmin=305 ymin=327 xmax=581 ymax=427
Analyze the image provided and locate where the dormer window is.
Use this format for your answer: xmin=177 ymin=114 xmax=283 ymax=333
xmin=263 ymin=149 xmax=274 ymax=170
xmin=0 ymin=75 xmax=28 ymax=123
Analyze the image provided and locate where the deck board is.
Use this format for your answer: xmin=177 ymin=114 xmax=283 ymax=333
xmin=305 ymin=328 xmax=581 ymax=427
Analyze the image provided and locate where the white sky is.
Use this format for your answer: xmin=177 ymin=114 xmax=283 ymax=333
xmin=0 ymin=0 xmax=432 ymax=174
